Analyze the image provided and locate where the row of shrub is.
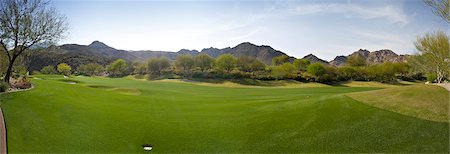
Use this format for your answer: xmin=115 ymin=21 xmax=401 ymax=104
xmin=31 ymin=54 xmax=425 ymax=84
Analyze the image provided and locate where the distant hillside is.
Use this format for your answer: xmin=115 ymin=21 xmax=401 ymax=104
xmin=22 ymin=41 xmax=408 ymax=72
xmin=330 ymin=49 xmax=408 ymax=66
xmin=301 ymin=54 xmax=328 ymax=64
xmin=130 ymin=42 xmax=293 ymax=64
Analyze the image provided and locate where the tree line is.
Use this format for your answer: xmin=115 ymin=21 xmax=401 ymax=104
xmin=31 ymin=52 xmax=427 ymax=84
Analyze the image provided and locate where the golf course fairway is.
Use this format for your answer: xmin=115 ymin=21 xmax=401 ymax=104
xmin=0 ymin=75 xmax=448 ymax=153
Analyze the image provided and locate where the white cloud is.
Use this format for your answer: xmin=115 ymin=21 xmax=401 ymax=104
xmin=287 ymin=3 xmax=410 ymax=25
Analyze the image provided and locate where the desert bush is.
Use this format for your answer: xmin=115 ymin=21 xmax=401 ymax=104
xmin=11 ymin=77 xmax=31 ymax=89
xmin=57 ymin=63 xmax=72 ymax=75
xmin=0 ymin=81 xmax=8 ymax=92
xmin=107 ymin=59 xmax=129 ymax=77
xmin=41 ymin=65 xmax=56 ymax=74
xmin=426 ymin=73 xmax=437 ymax=82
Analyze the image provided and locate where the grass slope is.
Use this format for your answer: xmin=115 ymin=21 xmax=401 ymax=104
xmin=153 ymin=79 xmax=330 ymax=88
xmin=0 ymin=75 xmax=448 ymax=153
xmin=347 ymin=84 xmax=449 ymax=122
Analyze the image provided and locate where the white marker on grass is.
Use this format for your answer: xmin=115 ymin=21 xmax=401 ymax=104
xmin=142 ymin=144 xmax=152 ymax=151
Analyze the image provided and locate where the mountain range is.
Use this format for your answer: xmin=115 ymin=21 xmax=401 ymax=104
xmin=23 ymin=41 xmax=408 ymax=72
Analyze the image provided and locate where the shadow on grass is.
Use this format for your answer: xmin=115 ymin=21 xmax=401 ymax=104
xmin=57 ymin=79 xmax=83 ymax=84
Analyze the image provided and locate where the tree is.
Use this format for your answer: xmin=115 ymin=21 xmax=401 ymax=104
xmin=77 ymin=63 xmax=103 ymax=76
xmin=237 ymin=56 xmax=253 ymax=72
xmin=0 ymin=0 xmax=68 ymax=83
xmin=237 ymin=56 xmax=266 ymax=72
xmin=272 ymin=55 xmax=290 ymax=66
xmin=107 ymin=59 xmax=129 ymax=77
xmin=41 ymin=65 xmax=56 ymax=74
xmin=133 ymin=63 xmax=147 ymax=75
xmin=175 ymin=55 xmax=195 ymax=73
xmin=412 ymin=31 xmax=450 ymax=83
xmin=271 ymin=63 xmax=296 ymax=79
xmin=248 ymin=59 xmax=266 ymax=73
xmin=307 ymin=62 xmax=326 ymax=81
xmin=57 ymin=63 xmax=71 ymax=76
xmin=424 ymin=0 xmax=450 ymax=23
xmin=215 ymin=54 xmax=237 ymax=73
xmin=194 ymin=54 xmax=214 ymax=72
xmin=293 ymin=59 xmax=310 ymax=71
xmin=147 ymin=57 xmax=170 ymax=75
xmin=346 ymin=55 xmax=366 ymax=67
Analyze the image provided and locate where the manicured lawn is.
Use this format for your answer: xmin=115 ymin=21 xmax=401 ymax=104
xmin=347 ymin=84 xmax=449 ymax=122
xmin=0 ymin=75 xmax=448 ymax=152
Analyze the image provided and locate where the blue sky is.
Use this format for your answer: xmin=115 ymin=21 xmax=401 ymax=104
xmin=53 ymin=0 xmax=448 ymax=60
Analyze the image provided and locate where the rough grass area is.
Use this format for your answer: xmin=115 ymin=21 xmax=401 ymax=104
xmin=0 ymin=75 xmax=448 ymax=153
xmin=154 ymin=79 xmax=330 ymax=88
xmin=110 ymin=88 xmax=141 ymax=95
xmin=347 ymin=84 xmax=449 ymax=122
xmin=337 ymin=81 xmax=405 ymax=88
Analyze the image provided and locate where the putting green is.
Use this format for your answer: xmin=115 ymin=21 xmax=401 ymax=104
xmin=0 ymin=75 xmax=448 ymax=153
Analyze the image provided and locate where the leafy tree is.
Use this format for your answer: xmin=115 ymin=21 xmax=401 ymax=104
xmin=0 ymin=0 xmax=68 ymax=83
xmin=215 ymin=54 xmax=237 ymax=73
xmin=13 ymin=65 xmax=28 ymax=78
xmin=364 ymin=62 xmax=410 ymax=83
xmin=77 ymin=63 xmax=103 ymax=76
xmin=41 ymin=65 xmax=56 ymax=74
xmin=271 ymin=63 xmax=296 ymax=79
xmin=337 ymin=66 xmax=359 ymax=81
xmin=175 ymin=55 xmax=195 ymax=73
xmin=307 ymin=63 xmax=326 ymax=81
xmin=194 ymin=54 xmax=214 ymax=72
xmin=272 ymin=55 xmax=290 ymax=66
xmin=249 ymin=59 xmax=266 ymax=73
xmin=133 ymin=63 xmax=147 ymax=75
xmin=293 ymin=59 xmax=310 ymax=71
xmin=237 ymin=56 xmax=266 ymax=73
xmin=411 ymin=31 xmax=449 ymax=83
xmin=147 ymin=57 xmax=170 ymax=75
xmin=346 ymin=55 xmax=366 ymax=67
xmin=107 ymin=59 xmax=129 ymax=77
xmin=423 ymin=0 xmax=450 ymax=23
xmin=57 ymin=63 xmax=72 ymax=76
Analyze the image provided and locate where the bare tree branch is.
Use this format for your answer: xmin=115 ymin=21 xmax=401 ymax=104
xmin=0 ymin=0 xmax=68 ymax=83
xmin=424 ymin=0 xmax=450 ymax=24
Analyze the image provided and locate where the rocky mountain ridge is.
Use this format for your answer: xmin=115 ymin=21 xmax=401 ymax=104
xmin=330 ymin=49 xmax=408 ymax=66
xmin=23 ymin=41 xmax=409 ymax=71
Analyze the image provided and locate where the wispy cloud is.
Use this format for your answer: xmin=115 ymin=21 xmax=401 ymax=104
xmin=288 ymin=3 xmax=410 ymax=25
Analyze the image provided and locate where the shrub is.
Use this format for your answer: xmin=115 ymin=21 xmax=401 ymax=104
xmin=0 ymin=81 xmax=8 ymax=92
xmin=78 ymin=63 xmax=104 ymax=76
xmin=41 ymin=65 xmax=56 ymax=74
xmin=57 ymin=63 xmax=72 ymax=75
xmin=426 ymin=73 xmax=437 ymax=82
xmin=215 ymin=54 xmax=237 ymax=73
xmin=307 ymin=63 xmax=326 ymax=81
xmin=107 ymin=59 xmax=129 ymax=77
xmin=11 ymin=77 xmax=31 ymax=89
xmin=147 ymin=57 xmax=170 ymax=75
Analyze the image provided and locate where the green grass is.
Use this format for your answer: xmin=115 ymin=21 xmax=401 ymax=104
xmin=347 ymin=84 xmax=449 ymax=122
xmin=0 ymin=75 xmax=448 ymax=153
